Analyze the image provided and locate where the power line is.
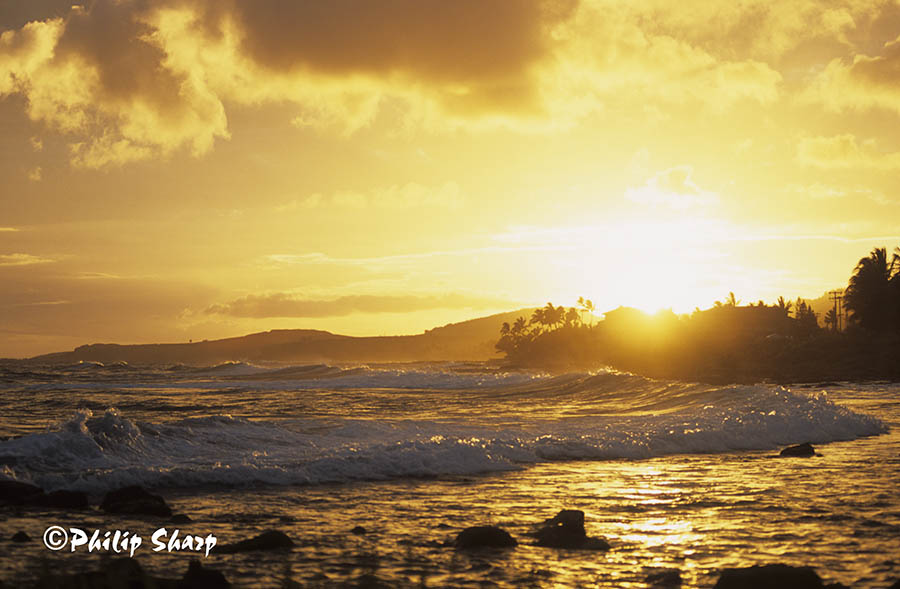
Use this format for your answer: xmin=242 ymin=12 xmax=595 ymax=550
xmin=828 ymin=290 xmax=844 ymax=332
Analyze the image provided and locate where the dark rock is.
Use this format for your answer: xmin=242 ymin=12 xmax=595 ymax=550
xmin=779 ymin=443 xmax=816 ymax=457
xmin=34 ymin=557 xmax=175 ymax=589
xmin=454 ymin=526 xmax=517 ymax=550
xmin=178 ymin=559 xmax=230 ymax=589
xmin=101 ymin=485 xmax=173 ymax=517
xmin=436 ymin=522 xmax=452 ymax=529
xmin=888 ymin=581 xmax=900 ymax=589
xmin=0 ymin=480 xmax=43 ymax=505
xmin=646 ymin=569 xmax=682 ymax=587
xmin=534 ymin=509 xmax=610 ymax=550
xmin=38 ymin=490 xmax=89 ymax=509
xmin=214 ymin=530 xmax=294 ymax=553
xmin=11 ymin=531 xmax=30 ymax=542
xmin=824 ymin=583 xmax=851 ymax=589
xmin=714 ymin=564 xmax=824 ymax=589
xmin=350 ymin=525 xmax=367 ymax=535
xmin=355 ymin=574 xmax=391 ymax=588
xmin=171 ymin=514 xmax=193 ymax=524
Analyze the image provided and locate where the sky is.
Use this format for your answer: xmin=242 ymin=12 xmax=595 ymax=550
xmin=2 ymin=0 xmax=900 ymax=357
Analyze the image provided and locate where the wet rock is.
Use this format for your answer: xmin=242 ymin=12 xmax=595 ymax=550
xmin=713 ymin=564 xmax=824 ymax=588
xmin=101 ymin=485 xmax=173 ymax=517
xmin=779 ymin=443 xmax=816 ymax=457
xmin=646 ymin=569 xmax=682 ymax=587
xmin=38 ymin=490 xmax=89 ymax=510
xmin=11 ymin=531 xmax=30 ymax=542
xmin=454 ymin=526 xmax=517 ymax=550
xmin=355 ymin=573 xmax=391 ymax=588
xmin=350 ymin=525 xmax=367 ymax=535
xmin=824 ymin=583 xmax=851 ymax=589
xmin=534 ymin=509 xmax=610 ymax=550
xmin=178 ymin=559 xmax=230 ymax=588
xmin=34 ymin=557 xmax=175 ymax=589
xmin=171 ymin=514 xmax=193 ymax=524
xmin=0 ymin=480 xmax=43 ymax=505
xmin=888 ymin=581 xmax=900 ymax=589
xmin=214 ymin=530 xmax=294 ymax=553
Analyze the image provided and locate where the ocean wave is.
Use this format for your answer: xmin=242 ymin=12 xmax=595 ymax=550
xmin=0 ymin=378 xmax=887 ymax=494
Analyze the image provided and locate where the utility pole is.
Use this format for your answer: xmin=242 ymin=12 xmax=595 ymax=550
xmin=828 ymin=290 xmax=844 ymax=332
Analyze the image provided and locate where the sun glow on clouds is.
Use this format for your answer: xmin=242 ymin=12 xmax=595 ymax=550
xmin=3 ymin=0 xmax=900 ymax=355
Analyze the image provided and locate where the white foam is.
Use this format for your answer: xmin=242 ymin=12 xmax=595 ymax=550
xmin=0 ymin=381 xmax=887 ymax=494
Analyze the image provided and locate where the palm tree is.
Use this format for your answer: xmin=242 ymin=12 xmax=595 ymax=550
xmin=844 ymin=247 xmax=898 ymax=332
xmin=776 ymin=296 xmax=793 ymax=317
xmin=725 ymin=292 xmax=740 ymax=307
xmin=578 ymin=297 xmax=596 ymax=327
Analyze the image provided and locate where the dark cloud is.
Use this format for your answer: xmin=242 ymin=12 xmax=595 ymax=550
xmin=205 ymin=292 xmax=515 ymax=318
xmin=0 ymin=0 xmax=76 ymax=31
xmin=231 ymin=0 xmax=573 ymax=81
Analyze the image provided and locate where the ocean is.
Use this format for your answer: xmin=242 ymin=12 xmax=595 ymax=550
xmin=0 ymin=361 xmax=897 ymax=587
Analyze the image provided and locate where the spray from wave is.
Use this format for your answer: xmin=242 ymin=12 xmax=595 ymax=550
xmin=0 ymin=367 xmax=886 ymax=494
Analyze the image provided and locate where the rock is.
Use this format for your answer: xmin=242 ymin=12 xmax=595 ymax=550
xmin=38 ymin=490 xmax=89 ymax=510
xmin=171 ymin=514 xmax=193 ymax=524
xmin=454 ymin=526 xmax=517 ymax=549
xmin=350 ymin=525 xmax=367 ymax=535
xmin=101 ymin=485 xmax=173 ymax=517
xmin=214 ymin=530 xmax=294 ymax=553
xmin=33 ymin=557 xmax=174 ymax=589
xmin=355 ymin=574 xmax=391 ymax=588
xmin=888 ymin=581 xmax=900 ymax=589
xmin=11 ymin=531 xmax=30 ymax=542
xmin=534 ymin=509 xmax=610 ymax=550
xmin=0 ymin=480 xmax=43 ymax=505
xmin=714 ymin=564 xmax=824 ymax=589
xmin=779 ymin=443 xmax=816 ymax=457
xmin=178 ymin=559 xmax=230 ymax=589
xmin=646 ymin=569 xmax=682 ymax=587
xmin=824 ymin=583 xmax=851 ymax=589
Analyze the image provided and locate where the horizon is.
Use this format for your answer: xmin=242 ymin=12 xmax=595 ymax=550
xmin=6 ymin=289 xmax=844 ymax=360
xmin=3 ymin=1 xmax=900 ymax=357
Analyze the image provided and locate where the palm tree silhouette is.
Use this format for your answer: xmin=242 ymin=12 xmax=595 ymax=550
xmin=844 ymin=247 xmax=898 ymax=332
xmin=776 ymin=296 xmax=793 ymax=317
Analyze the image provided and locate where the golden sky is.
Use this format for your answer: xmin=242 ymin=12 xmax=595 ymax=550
xmin=2 ymin=0 xmax=900 ymax=357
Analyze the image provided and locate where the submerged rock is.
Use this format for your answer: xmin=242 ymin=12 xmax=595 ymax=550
xmin=0 ymin=480 xmax=43 ymax=505
xmin=171 ymin=514 xmax=193 ymax=524
xmin=714 ymin=564 xmax=824 ymax=588
xmin=101 ymin=485 xmax=173 ymax=517
xmin=350 ymin=525 xmax=367 ymax=535
xmin=11 ymin=531 xmax=30 ymax=542
xmin=38 ymin=490 xmax=89 ymax=509
xmin=179 ymin=559 xmax=230 ymax=588
xmin=534 ymin=509 xmax=610 ymax=550
xmin=454 ymin=526 xmax=517 ymax=549
xmin=34 ymin=557 xmax=170 ymax=589
xmin=214 ymin=530 xmax=294 ymax=553
xmin=779 ymin=443 xmax=816 ymax=457
xmin=646 ymin=569 xmax=682 ymax=587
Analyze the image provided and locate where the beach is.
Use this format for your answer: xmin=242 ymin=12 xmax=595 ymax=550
xmin=0 ymin=362 xmax=897 ymax=587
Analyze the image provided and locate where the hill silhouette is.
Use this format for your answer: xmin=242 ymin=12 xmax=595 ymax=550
xmin=27 ymin=309 xmax=536 ymax=365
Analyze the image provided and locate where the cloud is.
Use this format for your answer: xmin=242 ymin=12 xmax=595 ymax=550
xmin=0 ymin=0 xmax=797 ymax=167
xmin=27 ymin=166 xmax=41 ymax=181
xmin=0 ymin=253 xmax=53 ymax=266
xmin=205 ymin=292 xmax=515 ymax=318
xmin=625 ymin=166 xmax=719 ymax=209
xmin=280 ymin=182 xmax=463 ymax=211
xmin=0 ymin=227 xmax=19 ymax=232
xmin=805 ymin=34 xmax=900 ymax=114
xmin=797 ymin=134 xmax=900 ymax=169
